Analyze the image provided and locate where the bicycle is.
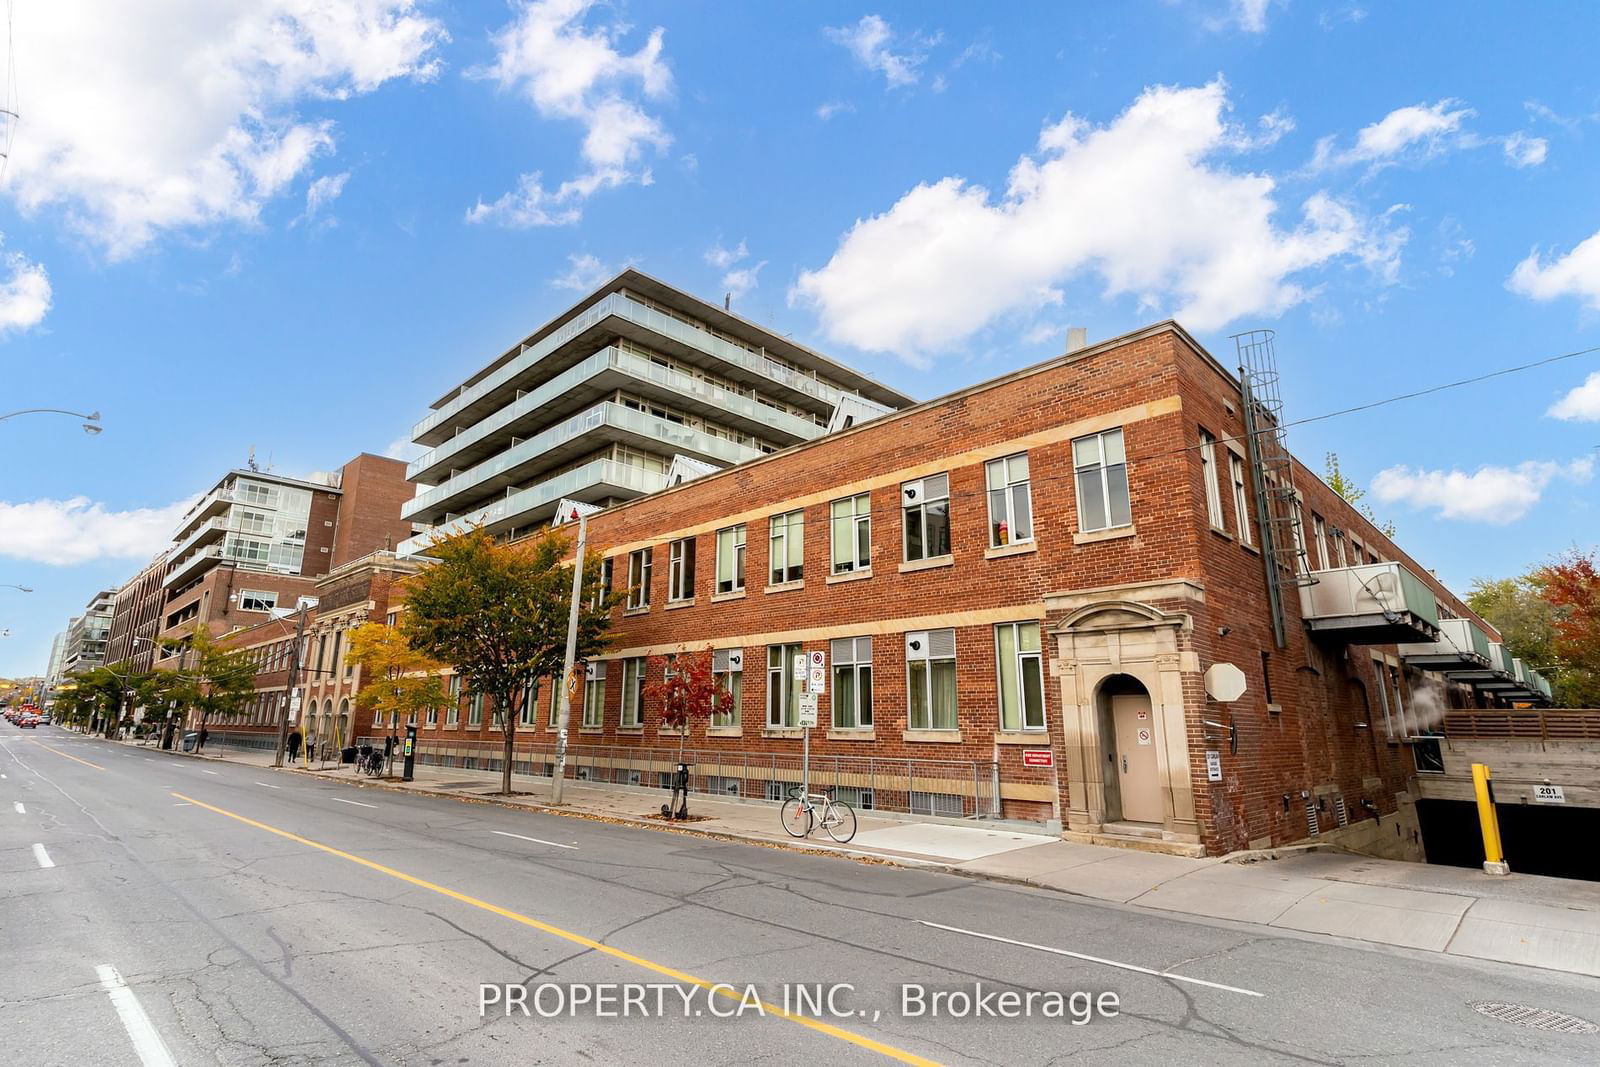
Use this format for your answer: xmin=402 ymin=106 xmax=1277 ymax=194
xmin=358 ymin=746 xmax=385 ymax=777
xmin=660 ymin=762 xmax=690 ymax=820
xmin=780 ymin=786 xmax=857 ymax=844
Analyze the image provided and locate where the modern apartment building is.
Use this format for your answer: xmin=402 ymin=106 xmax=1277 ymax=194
xmin=397 ymin=269 xmax=914 ymax=555
xmin=393 ymin=318 xmax=1542 ymax=858
xmin=62 ymin=590 xmax=116 ymax=675
xmin=104 ymin=551 xmax=169 ymax=672
xmin=151 ymin=454 xmax=412 ymax=667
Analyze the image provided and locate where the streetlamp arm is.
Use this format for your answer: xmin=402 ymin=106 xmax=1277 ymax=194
xmin=0 ymin=408 xmax=101 ymax=422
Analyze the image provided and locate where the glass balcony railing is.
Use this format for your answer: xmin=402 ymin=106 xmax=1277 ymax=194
xmin=172 ymin=486 xmax=238 ymax=540
xmin=1299 ymin=561 xmax=1440 ymax=644
xmin=398 ymin=459 xmax=668 ymax=557
xmin=412 ymin=292 xmax=866 ymax=443
xmin=1399 ymin=617 xmax=1493 ymax=670
xmin=402 ymin=401 xmax=759 ymax=522
xmin=408 ymin=346 xmax=823 ymax=480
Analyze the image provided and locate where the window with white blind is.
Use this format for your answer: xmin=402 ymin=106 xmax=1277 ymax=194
xmin=621 ymin=658 xmax=645 ymax=727
xmin=902 ymin=474 xmax=951 ymax=562
xmin=769 ymin=510 xmax=804 ymax=584
xmin=626 ymin=547 xmax=652 ymax=609
xmin=906 ymin=629 xmax=958 ymax=731
xmin=1199 ymin=431 xmax=1224 ymax=529
xmin=582 ymin=662 xmax=606 ymax=727
xmin=767 ymin=644 xmax=802 ymax=727
xmin=1074 ymin=429 xmax=1131 ymax=533
xmin=667 ymin=538 xmax=695 ymax=601
xmin=711 ymin=648 xmax=743 ymax=728
xmin=830 ymin=494 xmax=871 ymax=573
xmin=985 ymin=453 xmax=1033 ymax=546
xmin=996 ymin=621 xmax=1045 ymax=731
xmin=1312 ymin=513 xmax=1330 ymax=570
xmin=830 ymin=637 xmax=873 ymax=729
xmin=716 ymin=524 xmax=746 ymax=593
xmin=1229 ymin=453 xmax=1253 ymax=546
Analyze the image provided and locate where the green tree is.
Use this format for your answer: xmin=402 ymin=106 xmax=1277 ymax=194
xmin=1468 ymin=569 xmax=1600 ymax=707
xmin=1325 ymin=452 xmax=1396 ymax=539
xmin=1532 ymin=549 xmax=1600 ymax=706
xmin=400 ymin=526 xmax=613 ymax=795
xmin=157 ymin=625 xmax=257 ymax=735
xmin=347 ymin=621 xmax=448 ymax=736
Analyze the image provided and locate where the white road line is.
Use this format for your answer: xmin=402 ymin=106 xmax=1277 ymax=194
xmin=13 ymin=801 xmax=24 ymax=814
xmin=254 ymin=782 xmax=280 ymax=789
xmin=172 ymin=803 xmax=191 ymax=807
xmin=490 ymin=830 xmax=579 ymax=850
xmin=916 ymin=920 xmax=1265 ymax=998
xmin=330 ymin=797 xmax=377 ymax=809
xmin=32 ymin=843 xmax=54 ymax=868
xmin=201 ymin=770 xmax=219 ymax=776
xmin=96 ymin=964 xmax=178 ymax=1067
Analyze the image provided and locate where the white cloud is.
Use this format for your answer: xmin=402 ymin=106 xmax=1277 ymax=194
xmin=5 ymin=2 xmax=445 ymax=259
xmin=792 ymin=80 xmax=1404 ymax=363
xmin=468 ymin=0 xmax=672 ymax=228
xmin=1371 ymin=458 xmax=1595 ymax=524
xmin=816 ymin=101 xmax=855 ymax=122
xmin=825 ymin=15 xmax=927 ymax=89
xmin=1508 ymin=230 xmax=1600 ymax=310
xmin=704 ymin=240 xmax=748 ymax=270
xmin=383 ymin=436 xmax=423 ymax=462
xmin=1310 ymin=99 xmax=1475 ymax=171
xmin=1549 ymin=371 xmax=1600 ymax=422
xmin=550 ymin=252 xmax=614 ymax=291
xmin=1503 ymin=131 xmax=1548 ymax=168
xmin=0 ymin=495 xmax=197 ymax=566
xmin=721 ymin=261 xmax=766 ymax=302
xmin=0 ymin=249 xmax=51 ymax=336
xmin=1232 ymin=0 xmax=1273 ymax=33
xmin=295 ymin=171 xmax=351 ymax=228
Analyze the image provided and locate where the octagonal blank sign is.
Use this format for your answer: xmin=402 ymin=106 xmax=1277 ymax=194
xmin=1204 ymin=662 xmax=1247 ymax=702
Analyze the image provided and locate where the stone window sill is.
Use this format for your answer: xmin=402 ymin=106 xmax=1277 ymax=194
xmin=617 ymin=724 xmax=643 ymax=734
xmin=665 ymin=599 xmax=695 ymax=610
xmin=994 ymin=730 xmax=1050 ymax=745
xmin=902 ymin=729 xmax=963 ymax=743
xmin=898 ymin=555 xmax=954 ymax=574
xmin=623 ymin=606 xmax=650 ymax=617
xmin=706 ymin=726 xmax=743 ymax=738
xmin=985 ymin=541 xmax=1037 ymax=560
xmin=710 ymin=589 xmax=748 ymax=603
xmin=1073 ymin=524 xmax=1136 ymax=546
xmin=826 ymin=568 xmax=873 ymax=585
xmin=1241 ymin=541 xmax=1261 ymax=556
xmin=764 ymin=580 xmax=804 ymax=595
xmin=763 ymin=728 xmax=805 ymax=739
xmin=579 ymin=726 xmax=604 ymax=734
xmin=828 ymin=728 xmax=876 ymax=741
xmin=1209 ymin=526 xmax=1233 ymax=541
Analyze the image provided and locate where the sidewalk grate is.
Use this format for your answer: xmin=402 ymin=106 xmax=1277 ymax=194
xmin=1470 ymin=1002 xmax=1599 ymax=1035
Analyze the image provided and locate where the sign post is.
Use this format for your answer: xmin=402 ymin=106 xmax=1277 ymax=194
xmin=795 ymin=652 xmax=825 ymax=805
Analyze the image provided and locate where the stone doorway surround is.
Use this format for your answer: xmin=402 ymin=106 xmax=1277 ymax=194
xmin=1046 ymin=579 xmax=1206 ymax=855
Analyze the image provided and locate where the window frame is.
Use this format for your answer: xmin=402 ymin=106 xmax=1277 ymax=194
xmin=902 ymin=474 xmax=951 ymax=562
xmin=711 ymin=648 xmax=743 ymax=728
xmin=1199 ymin=431 xmax=1225 ymax=529
xmin=1229 ymin=452 xmax=1253 ymax=546
xmin=996 ymin=621 xmax=1045 ymax=732
xmin=667 ymin=537 xmax=695 ymax=602
xmin=626 ymin=547 xmax=653 ymax=610
xmin=830 ymin=637 xmax=874 ymax=730
xmin=237 ymin=589 xmax=278 ymax=613
xmin=829 ymin=494 xmax=872 ymax=574
xmin=620 ymin=658 xmax=646 ymax=728
xmin=1073 ymin=429 xmax=1131 ymax=534
xmin=768 ymin=509 xmax=804 ymax=585
xmin=985 ymin=453 xmax=1034 ymax=547
xmin=582 ymin=662 xmax=607 ymax=728
xmin=766 ymin=644 xmax=802 ymax=727
xmin=716 ymin=524 xmax=747 ymax=594
xmin=905 ymin=629 xmax=958 ymax=731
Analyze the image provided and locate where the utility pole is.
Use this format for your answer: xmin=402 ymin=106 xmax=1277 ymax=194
xmin=551 ymin=514 xmax=587 ymax=804
xmin=273 ymin=601 xmax=314 ymax=768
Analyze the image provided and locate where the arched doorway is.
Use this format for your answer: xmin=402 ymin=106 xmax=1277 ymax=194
xmin=318 ymin=700 xmax=333 ymax=749
xmin=336 ymin=698 xmax=350 ymax=749
xmin=1097 ymin=673 xmax=1162 ymax=824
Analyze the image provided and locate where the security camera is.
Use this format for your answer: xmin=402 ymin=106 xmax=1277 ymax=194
xmin=1217 ymin=626 xmax=1231 ymax=637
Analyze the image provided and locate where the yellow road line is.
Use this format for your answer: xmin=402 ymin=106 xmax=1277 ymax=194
xmin=33 ymin=741 xmax=105 ymax=771
xmin=172 ymin=792 xmax=939 ymax=1066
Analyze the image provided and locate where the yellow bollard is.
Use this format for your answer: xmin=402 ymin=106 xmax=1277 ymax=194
xmin=1471 ymin=762 xmax=1509 ymax=875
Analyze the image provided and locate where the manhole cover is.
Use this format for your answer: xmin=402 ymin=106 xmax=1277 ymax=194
xmin=1471 ymin=1002 xmax=1599 ymax=1034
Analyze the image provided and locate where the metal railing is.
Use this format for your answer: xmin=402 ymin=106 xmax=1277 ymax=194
xmin=359 ymin=735 xmax=1002 ymax=820
xmin=1443 ymin=709 xmax=1600 ymax=741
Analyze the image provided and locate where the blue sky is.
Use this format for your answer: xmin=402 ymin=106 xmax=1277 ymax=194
xmin=3 ymin=0 xmax=1599 ymax=677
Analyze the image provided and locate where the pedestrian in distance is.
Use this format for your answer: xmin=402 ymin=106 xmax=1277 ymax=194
xmin=287 ymin=728 xmax=302 ymax=764
xmin=307 ymin=734 xmax=317 ymax=763
xmin=197 ymin=726 xmax=208 ymax=752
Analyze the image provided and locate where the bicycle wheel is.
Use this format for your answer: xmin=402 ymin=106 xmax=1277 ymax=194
xmin=780 ymin=798 xmax=813 ymax=838
xmin=823 ymin=801 xmax=857 ymax=844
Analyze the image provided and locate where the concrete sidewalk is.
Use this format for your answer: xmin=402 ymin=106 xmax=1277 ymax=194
xmin=125 ymin=735 xmax=1600 ymax=981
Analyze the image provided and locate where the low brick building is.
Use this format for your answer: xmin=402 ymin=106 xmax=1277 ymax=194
xmin=385 ymin=319 xmax=1529 ymax=857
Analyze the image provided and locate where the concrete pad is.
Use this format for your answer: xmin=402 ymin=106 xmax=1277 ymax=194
xmin=1272 ymin=880 xmax=1473 ymax=950
xmin=956 ymin=840 xmax=1139 ymax=879
xmin=1133 ymin=863 xmax=1320 ymax=923
xmin=1035 ymin=851 xmax=1218 ymax=904
xmin=1446 ymin=898 xmax=1600 ymax=977
xmin=850 ymin=823 xmax=1056 ymax=862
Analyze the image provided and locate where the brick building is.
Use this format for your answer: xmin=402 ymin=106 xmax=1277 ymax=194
xmin=104 ymin=552 xmax=169 ymax=673
xmin=394 ymin=319 xmax=1540 ymax=857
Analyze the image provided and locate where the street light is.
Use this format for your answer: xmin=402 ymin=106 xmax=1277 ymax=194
xmin=0 ymin=408 xmax=102 ymax=434
xmin=1 ymin=584 xmax=32 ymax=593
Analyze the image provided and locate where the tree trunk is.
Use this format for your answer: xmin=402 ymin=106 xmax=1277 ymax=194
xmin=501 ymin=689 xmax=516 ymax=795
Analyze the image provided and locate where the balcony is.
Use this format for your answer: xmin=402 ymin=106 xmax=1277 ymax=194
xmin=1299 ymin=561 xmax=1440 ymax=644
xmin=408 ymin=346 xmax=825 ymax=485
xmin=162 ymin=544 xmax=223 ymax=588
xmin=171 ymin=486 xmax=237 ymax=541
xmin=402 ymin=401 xmax=760 ymax=525
xmin=411 ymin=292 xmax=875 ymax=447
xmin=1401 ymin=617 xmax=1492 ymax=672
xmin=398 ymin=458 xmax=667 ymax=557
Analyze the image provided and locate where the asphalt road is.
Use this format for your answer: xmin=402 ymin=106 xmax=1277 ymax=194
xmin=4 ymin=722 xmax=1599 ymax=1066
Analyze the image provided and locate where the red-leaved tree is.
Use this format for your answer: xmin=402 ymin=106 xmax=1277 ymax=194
xmin=1537 ymin=549 xmax=1600 ymax=703
xmin=642 ymin=647 xmax=727 ymax=764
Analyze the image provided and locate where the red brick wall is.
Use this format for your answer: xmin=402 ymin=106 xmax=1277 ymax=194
xmin=331 ymin=454 xmax=414 ymax=568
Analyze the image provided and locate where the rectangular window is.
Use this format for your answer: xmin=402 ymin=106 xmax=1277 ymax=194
xmin=986 ymin=453 xmax=1033 ymax=546
xmin=830 ymin=494 xmax=871 ymax=573
xmin=237 ymin=589 xmax=277 ymax=613
xmin=1312 ymin=514 xmax=1329 ymax=570
xmin=906 ymin=629 xmax=958 ymax=731
xmin=549 ymin=677 xmax=561 ymax=727
xmin=1372 ymin=657 xmax=1394 ymax=738
xmin=716 ymin=524 xmax=747 ymax=593
xmin=830 ymin=637 xmax=873 ymax=729
xmin=1230 ymin=453 xmax=1253 ymax=546
xmin=711 ymin=648 xmax=743 ymax=728
xmin=1074 ymin=429 xmax=1131 ymax=533
xmin=626 ymin=548 xmax=652 ymax=610
xmin=1389 ymin=664 xmax=1409 ymax=737
xmin=996 ymin=622 xmax=1045 ymax=731
xmin=446 ymin=675 xmax=460 ymax=726
xmin=589 ymin=558 xmax=614 ymax=611
xmin=768 ymin=510 xmax=804 ymax=585
xmin=1332 ymin=528 xmax=1348 ymax=567
xmin=467 ymin=691 xmax=483 ymax=727
xmin=902 ymin=474 xmax=951 ymax=562
xmin=426 ymin=703 xmax=438 ymax=727
xmin=766 ymin=644 xmax=803 ymax=727
xmin=1199 ymin=431 xmax=1225 ymax=529
xmin=668 ymin=538 xmax=695 ymax=602
xmin=582 ymin=662 xmax=606 ymax=727
xmin=519 ymin=678 xmax=537 ymax=727
xmin=1350 ymin=536 xmax=1364 ymax=564
xmin=621 ymin=658 xmax=645 ymax=727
